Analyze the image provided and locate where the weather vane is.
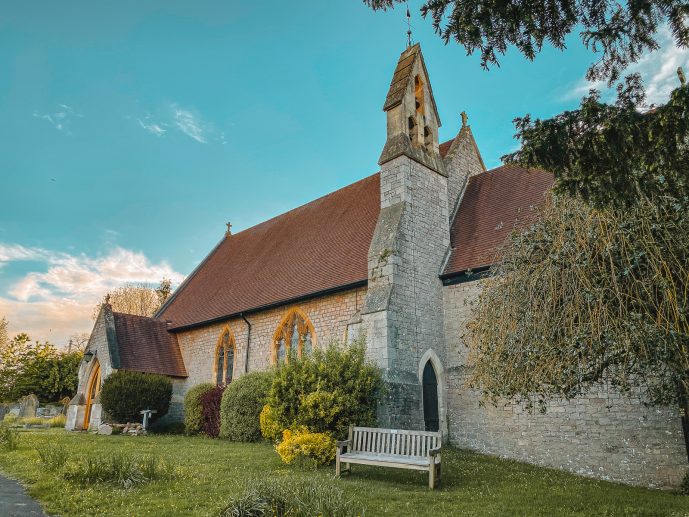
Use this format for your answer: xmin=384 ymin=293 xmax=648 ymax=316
xmin=406 ymin=1 xmax=413 ymax=48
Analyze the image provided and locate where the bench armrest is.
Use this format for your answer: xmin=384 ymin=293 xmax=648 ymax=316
xmin=337 ymin=439 xmax=350 ymax=452
xmin=428 ymin=447 xmax=441 ymax=457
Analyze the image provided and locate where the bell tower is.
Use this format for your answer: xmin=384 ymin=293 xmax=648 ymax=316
xmin=363 ymin=44 xmax=450 ymax=435
xmin=379 ymin=43 xmax=444 ymax=174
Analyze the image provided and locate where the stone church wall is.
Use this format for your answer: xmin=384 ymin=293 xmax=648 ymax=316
xmin=443 ymin=280 xmax=687 ymax=487
xmin=364 ymin=155 xmax=450 ymax=431
xmin=174 ymin=287 xmax=367 ymax=399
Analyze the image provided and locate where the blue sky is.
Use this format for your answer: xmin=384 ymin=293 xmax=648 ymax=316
xmin=1 ymin=1 xmax=686 ymax=344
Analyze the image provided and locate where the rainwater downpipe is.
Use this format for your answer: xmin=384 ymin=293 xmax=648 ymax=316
xmin=241 ymin=313 xmax=252 ymax=373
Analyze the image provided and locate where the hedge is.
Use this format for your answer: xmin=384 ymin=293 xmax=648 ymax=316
xmin=100 ymin=371 xmax=172 ymax=424
xmin=220 ymin=371 xmax=274 ymax=442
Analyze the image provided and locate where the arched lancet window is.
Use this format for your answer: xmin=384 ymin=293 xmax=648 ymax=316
xmin=214 ymin=326 xmax=236 ymax=385
xmin=272 ymin=308 xmax=316 ymax=365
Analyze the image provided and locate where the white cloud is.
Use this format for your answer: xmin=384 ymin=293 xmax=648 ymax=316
xmin=565 ymin=27 xmax=689 ymax=105
xmin=137 ymin=115 xmax=168 ymax=137
xmin=0 ymin=244 xmax=184 ymax=345
xmin=129 ymin=103 xmax=225 ymax=144
xmin=171 ymin=104 xmax=208 ymax=143
xmin=32 ymin=104 xmax=83 ymax=135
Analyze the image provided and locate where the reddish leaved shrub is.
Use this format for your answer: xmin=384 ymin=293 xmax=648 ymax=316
xmin=199 ymin=385 xmax=225 ymax=438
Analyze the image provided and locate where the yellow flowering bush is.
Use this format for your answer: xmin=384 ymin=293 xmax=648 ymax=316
xmin=275 ymin=428 xmax=336 ymax=467
xmin=259 ymin=404 xmax=281 ymax=442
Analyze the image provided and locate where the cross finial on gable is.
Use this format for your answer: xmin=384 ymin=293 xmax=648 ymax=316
xmin=461 ymin=111 xmax=468 ymax=128
xmin=225 ymin=222 xmax=232 ymax=238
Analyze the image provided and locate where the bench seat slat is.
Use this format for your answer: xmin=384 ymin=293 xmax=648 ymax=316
xmin=339 ymin=452 xmax=433 ymax=470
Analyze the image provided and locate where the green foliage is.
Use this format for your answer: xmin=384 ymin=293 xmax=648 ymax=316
xmin=364 ymin=1 xmax=689 ymax=84
xmin=149 ymin=419 xmax=186 ymax=435
xmin=0 ymin=423 xmax=18 ymax=451
xmin=219 ymin=477 xmax=362 ymax=517
xmin=259 ymin=405 xmax=281 ymax=442
xmin=0 ymin=331 xmax=81 ymax=402
xmin=274 ymin=428 xmax=336 ymax=468
xmin=100 ymin=371 xmax=172 ymax=424
xmin=267 ymin=341 xmax=382 ymax=439
xmin=220 ymin=371 xmax=274 ymax=442
xmin=47 ymin=414 xmax=66 ymax=428
xmin=37 ymin=444 xmax=68 ymax=471
xmin=468 ymin=194 xmax=689 ymax=407
xmin=63 ymin=453 xmax=176 ymax=489
xmin=507 ymin=79 xmax=689 ymax=210
xmin=184 ymin=383 xmax=215 ymax=435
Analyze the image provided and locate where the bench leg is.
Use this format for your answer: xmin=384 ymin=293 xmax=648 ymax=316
xmin=336 ymin=455 xmax=341 ymax=477
xmin=429 ymin=463 xmax=436 ymax=490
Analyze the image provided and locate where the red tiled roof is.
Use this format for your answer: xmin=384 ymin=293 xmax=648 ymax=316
xmin=439 ymin=139 xmax=453 ymax=158
xmin=443 ymin=164 xmax=553 ymax=276
xmin=158 ymin=173 xmax=381 ymax=330
xmin=113 ymin=312 xmax=187 ymax=377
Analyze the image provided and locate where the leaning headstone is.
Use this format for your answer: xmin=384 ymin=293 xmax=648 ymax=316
xmin=19 ymin=394 xmax=39 ymax=418
xmin=98 ymin=423 xmax=113 ymax=435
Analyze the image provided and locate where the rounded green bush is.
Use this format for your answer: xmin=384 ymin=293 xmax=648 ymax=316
xmin=220 ymin=371 xmax=274 ymax=442
xmin=183 ymin=383 xmax=215 ymax=435
xmin=100 ymin=371 xmax=172 ymax=424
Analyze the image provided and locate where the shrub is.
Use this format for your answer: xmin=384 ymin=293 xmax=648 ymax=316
xmin=149 ymin=419 xmax=186 ymax=435
xmin=219 ymin=477 xmax=362 ymax=517
xmin=220 ymin=371 xmax=274 ymax=442
xmin=200 ymin=385 xmax=225 ymax=438
xmin=184 ymin=383 xmax=215 ymax=435
xmin=275 ymin=428 xmax=336 ymax=468
xmin=37 ymin=444 xmax=68 ymax=471
xmin=47 ymin=414 xmax=66 ymax=428
xmin=100 ymin=371 xmax=172 ymax=424
xmin=268 ymin=341 xmax=382 ymax=439
xmin=63 ymin=453 xmax=176 ymax=489
xmin=19 ymin=416 xmax=46 ymax=426
xmin=259 ymin=405 xmax=281 ymax=442
xmin=0 ymin=424 xmax=18 ymax=451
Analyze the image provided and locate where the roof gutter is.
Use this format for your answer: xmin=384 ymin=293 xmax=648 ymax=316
xmin=166 ymin=279 xmax=368 ymax=333
xmin=440 ymin=266 xmax=492 ymax=286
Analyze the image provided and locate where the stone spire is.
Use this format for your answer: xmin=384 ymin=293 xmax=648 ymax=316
xmin=379 ymin=43 xmax=445 ymax=175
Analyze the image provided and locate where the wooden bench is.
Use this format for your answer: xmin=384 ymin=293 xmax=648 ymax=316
xmin=336 ymin=426 xmax=442 ymax=489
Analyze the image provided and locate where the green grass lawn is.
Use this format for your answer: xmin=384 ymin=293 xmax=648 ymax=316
xmin=1 ymin=429 xmax=688 ymax=516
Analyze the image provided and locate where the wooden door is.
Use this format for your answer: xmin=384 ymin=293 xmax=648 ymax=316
xmin=83 ymin=361 xmax=101 ymax=430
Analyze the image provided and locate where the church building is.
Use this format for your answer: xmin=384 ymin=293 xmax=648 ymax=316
xmin=66 ymin=44 xmax=686 ymax=488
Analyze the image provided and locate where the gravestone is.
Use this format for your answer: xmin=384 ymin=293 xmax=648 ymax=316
xmin=19 ymin=394 xmax=39 ymax=418
xmin=98 ymin=423 xmax=113 ymax=435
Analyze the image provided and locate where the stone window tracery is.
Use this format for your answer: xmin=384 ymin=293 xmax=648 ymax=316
xmin=272 ymin=309 xmax=316 ymax=364
xmin=214 ymin=327 xmax=236 ymax=385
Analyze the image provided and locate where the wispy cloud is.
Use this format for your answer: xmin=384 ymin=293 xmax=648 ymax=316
xmin=564 ymin=27 xmax=689 ymax=105
xmin=129 ymin=103 xmax=224 ymax=144
xmin=171 ymin=104 xmax=207 ymax=143
xmin=32 ymin=104 xmax=83 ymax=135
xmin=0 ymin=243 xmax=184 ymax=344
xmin=137 ymin=115 xmax=168 ymax=137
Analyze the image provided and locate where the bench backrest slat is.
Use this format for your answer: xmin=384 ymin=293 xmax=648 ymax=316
xmin=349 ymin=426 xmax=441 ymax=458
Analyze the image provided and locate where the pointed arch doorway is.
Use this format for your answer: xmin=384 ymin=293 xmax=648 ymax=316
xmin=83 ymin=361 xmax=101 ymax=430
xmin=422 ymin=360 xmax=439 ymax=432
